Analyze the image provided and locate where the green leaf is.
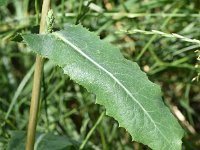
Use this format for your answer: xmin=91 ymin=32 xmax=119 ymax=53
xmin=7 ymin=131 xmax=90 ymax=150
xmin=7 ymin=131 xmax=26 ymax=150
xmin=22 ymin=24 xmax=184 ymax=150
xmin=0 ymin=0 xmax=7 ymax=6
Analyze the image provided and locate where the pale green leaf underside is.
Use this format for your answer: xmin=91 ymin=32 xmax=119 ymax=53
xmin=23 ymin=24 xmax=184 ymax=150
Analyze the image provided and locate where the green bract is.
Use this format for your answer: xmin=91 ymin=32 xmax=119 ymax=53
xmin=22 ymin=24 xmax=184 ymax=150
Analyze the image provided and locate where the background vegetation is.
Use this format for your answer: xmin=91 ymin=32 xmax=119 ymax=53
xmin=1 ymin=0 xmax=200 ymax=149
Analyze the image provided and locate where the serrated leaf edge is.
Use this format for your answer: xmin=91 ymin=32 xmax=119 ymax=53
xmin=52 ymin=31 xmax=171 ymax=144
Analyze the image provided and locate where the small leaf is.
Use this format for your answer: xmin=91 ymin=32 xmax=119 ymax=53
xmin=22 ymin=24 xmax=184 ymax=150
xmin=7 ymin=131 xmax=26 ymax=150
xmin=7 ymin=131 xmax=89 ymax=150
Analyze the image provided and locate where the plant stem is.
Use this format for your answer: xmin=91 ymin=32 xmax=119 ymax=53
xmin=35 ymin=0 xmax=39 ymax=24
xmin=26 ymin=0 xmax=50 ymax=150
xmin=136 ymin=7 xmax=180 ymax=61
xmin=79 ymin=111 xmax=105 ymax=150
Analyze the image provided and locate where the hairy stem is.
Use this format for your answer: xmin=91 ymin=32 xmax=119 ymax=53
xmin=25 ymin=0 xmax=50 ymax=150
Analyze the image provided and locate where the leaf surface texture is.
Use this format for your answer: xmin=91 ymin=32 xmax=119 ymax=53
xmin=23 ymin=24 xmax=184 ymax=150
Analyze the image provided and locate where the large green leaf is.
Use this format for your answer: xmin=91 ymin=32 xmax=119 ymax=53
xmin=22 ymin=24 xmax=184 ymax=150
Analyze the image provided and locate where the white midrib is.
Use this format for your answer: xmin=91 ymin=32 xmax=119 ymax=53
xmin=53 ymin=32 xmax=170 ymax=143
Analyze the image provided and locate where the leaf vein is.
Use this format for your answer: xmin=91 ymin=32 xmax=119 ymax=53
xmin=52 ymin=32 xmax=170 ymax=143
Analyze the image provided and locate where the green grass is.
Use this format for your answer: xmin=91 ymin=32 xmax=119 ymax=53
xmin=1 ymin=0 xmax=200 ymax=149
